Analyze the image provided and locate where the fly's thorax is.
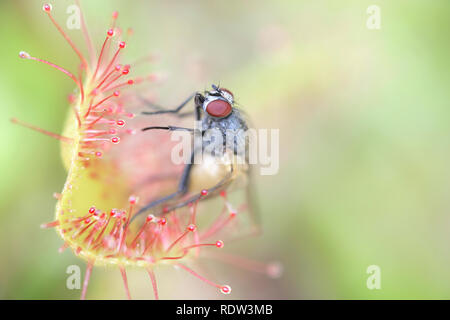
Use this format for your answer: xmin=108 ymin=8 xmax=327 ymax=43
xmin=201 ymin=109 xmax=249 ymax=157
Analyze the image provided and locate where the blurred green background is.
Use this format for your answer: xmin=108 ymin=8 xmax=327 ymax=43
xmin=1 ymin=0 xmax=450 ymax=299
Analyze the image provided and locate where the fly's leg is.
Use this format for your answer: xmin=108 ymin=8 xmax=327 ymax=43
xmin=131 ymin=161 xmax=234 ymax=223
xmin=142 ymin=126 xmax=194 ymax=132
xmin=152 ymin=164 xmax=235 ymax=216
xmin=141 ymin=92 xmax=204 ymax=120
xmin=141 ymin=93 xmax=194 ymax=115
xmin=139 ymin=94 xmax=194 ymax=118
xmin=141 ymin=93 xmax=201 ymax=116
xmin=130 ymin=152 xmax=196 ymax=223
xmin=131 ymin=94 xmax=206 ymax=223
xmin=138 ymin=95 xmax=166 ymax=111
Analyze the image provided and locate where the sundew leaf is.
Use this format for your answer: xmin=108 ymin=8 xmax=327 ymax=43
xmin=56 ymin=109 xmax=130 ymax=264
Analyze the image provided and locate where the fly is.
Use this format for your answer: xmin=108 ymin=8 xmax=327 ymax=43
xmin=131 ymin=84 xmax=252 ymax=222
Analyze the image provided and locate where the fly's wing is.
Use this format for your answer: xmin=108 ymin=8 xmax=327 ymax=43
xmin=175 ymin=93 xmax=261 ymax=239
xmin=223 ymin=105 xmax=262 ymax=237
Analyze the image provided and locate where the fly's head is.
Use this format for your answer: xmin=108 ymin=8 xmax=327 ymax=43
xmin=196 ymin=84 xmax=235 ymax=119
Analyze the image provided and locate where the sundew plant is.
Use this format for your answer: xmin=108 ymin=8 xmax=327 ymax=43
xmin=15 ymin=2 xmax=279 ymax=299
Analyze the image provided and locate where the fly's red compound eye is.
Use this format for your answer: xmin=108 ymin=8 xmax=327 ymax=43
xmin=206 ymin=99 xmax=232 ymax=118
